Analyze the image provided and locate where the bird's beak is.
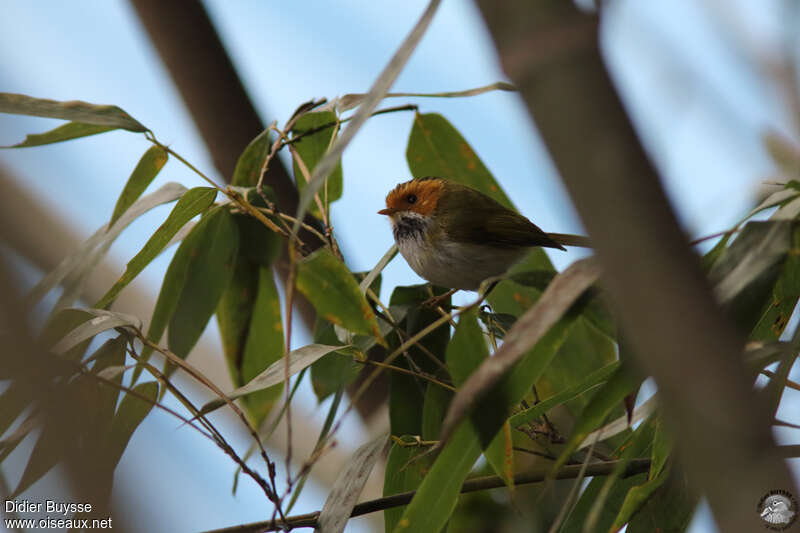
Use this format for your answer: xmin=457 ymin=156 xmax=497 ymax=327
xmin=378 ymin=207 xmax=395 ymax=216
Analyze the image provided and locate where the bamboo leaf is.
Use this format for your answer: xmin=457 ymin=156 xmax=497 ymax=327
xmin=291 ymin=111 xmax=343 ymax=217
xmin=51 ymin=309 xmax=140 ymax=355
xmin=238 ymin=267 xmax=285 ymax=424
xmin=293 ymin=0 xmax=442 ymax=234
xmin=109 ymin=146 xmax=169 ymax=226
xmin=438 ymin=258 xmax=600 ymax=447
xmin=105 ymin=382 xmax=158 ymax=468
xmin=383 ymin=436 xmax=436 ymax=533
xmin=168 ymin=208 xmax=240 ymax=363
xmin=2 ymin=122 xmax=116 ymax=148
xmin=96 ymin=186 xmax=217 ymax=309
xmin=232 ymin=128 xmax=271 ymax=186
xmin=406 ymin=112 xmax=513 ymax=209
xmin=0 ymin=93 xmax=147 ymax=132
xmin=200 ymin=344 xmax=344 ymax=414
xmin=27 ymin=182 xmax=186 ymax=308
xmin=317 ymin=435 xmax=388 ymax=533
xmin=296 ymin=248 xmax=382 ymax=340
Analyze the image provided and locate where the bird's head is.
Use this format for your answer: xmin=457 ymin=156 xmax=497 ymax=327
xmin=378 ymin=177 xmax=444 ymax=221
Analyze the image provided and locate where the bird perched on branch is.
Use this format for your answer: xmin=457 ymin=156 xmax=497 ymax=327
xmin=379 ymin=177 xmax=565 ymax=291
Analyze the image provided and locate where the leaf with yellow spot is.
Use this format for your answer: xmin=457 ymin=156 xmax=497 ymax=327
xmin=296 ymin=248 xmax=383 ymax=343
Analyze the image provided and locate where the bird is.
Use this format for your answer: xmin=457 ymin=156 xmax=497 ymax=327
xmin=378 ymin=177 xmax=565 ymax=292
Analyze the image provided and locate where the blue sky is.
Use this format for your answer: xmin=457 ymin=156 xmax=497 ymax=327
xmin=1 ymin=1 xmax=798 ymax=531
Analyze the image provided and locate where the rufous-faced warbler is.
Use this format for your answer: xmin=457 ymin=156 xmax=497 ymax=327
xmin=379 ymin=177 xmax=565 ymax=291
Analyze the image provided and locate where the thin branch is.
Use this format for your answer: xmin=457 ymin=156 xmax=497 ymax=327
xmin=200 ymin=458 xmax=652 ymax=533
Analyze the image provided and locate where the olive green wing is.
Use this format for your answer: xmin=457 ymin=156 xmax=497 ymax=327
xmin=438 ymin=185 xmax=565 ymax=250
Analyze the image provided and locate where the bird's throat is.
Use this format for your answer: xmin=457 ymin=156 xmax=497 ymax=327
xmin=392 ymin=213 xmax=428 ymax=242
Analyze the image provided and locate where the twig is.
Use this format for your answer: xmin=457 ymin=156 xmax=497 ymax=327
xmin=200 ymin=459 xmax=652 ymax=533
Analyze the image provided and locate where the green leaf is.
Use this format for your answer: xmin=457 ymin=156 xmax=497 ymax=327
xmin=509 ymin=361 xmax=619 ymax=427
xmin=393 ymin=422 xmax=482 ymax=533
xmin=40 ymin=308 xmax=94 ymax=360
xmin=232 ymin=129 xmax=271 ymax=186
xmin=12 ymin=420 xmax=62 ymax=497
xmin=238 ymin=267 xmax=285 ymax=424
xmin=200 ymin=344 xmax=345 ymax=415
xmin=610 ymin=468 xmax=669 ymax=530
xmin=217 ymin=257 xmax=260 ymax=389
xmin=109 ymin=146 xmax=169 ymax=227
xmin=383 ymin=436 xmax=436 ymax=533
xmin=90 ymin=337 xmax=128 ymax=435
xmin=421 ymin=383 xmax=451 ymax=442
xmin=295 ymin=248 xmax=381 ymax=339
xmin=626 ymin=473 xmax=696 ymax=532
xmin=106 ymin=382 xmax=158 ymax=467
xmin=552 ymin=365 xmax=642 ymax=474
xmin=168 ymin=207 xmax=240 ymax=363
xmin=291 ymin=111 xmax=343 ymax=217
xmin=560 ymin=473 xmax=648 ymax=533
xmin=406 ymin=112 xmax=513 ymax=209
xmin=0 ymin=93 xmax=147 ymax=132
xmin=388 ymin=284 xmax=451 ymax=436
xmin=2 ymin=122 xmax=117 ymax=148
xmin=310 ymin=317 xmax=360 ymax=402
xmin=234 ymin=208 xmax=282 ymax=268
xmin=96 ymin=187 xmax=217 ymax=308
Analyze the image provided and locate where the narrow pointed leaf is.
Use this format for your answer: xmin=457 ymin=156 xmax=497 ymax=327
xmin=232 ymin=128 xmax=271 ymax=186
xmin=0 ymin=93 xmax=146 ymax=132
xmin=406 ymin=112 xmax=513 ymax=209
xmin=383 ymin=436 xmax=436 ymax=533
xmin=51 ymin=309 xmax=140 ymax=355
xmin=109 ymin=146 xmax=169 ymax=226
xmin=200 ymin=344 xmax=344 ymax=414
xmin=2 ymin=122 xmax=116 ymax=148
xmin=105 ymin=382 xmax=158 ymax=467
xmin=291 ymin=111 xmax=343 ymax=217
xmin=27 ymin=182 xmax=186 ymax=308
xmin=238 ymin=267 xmax=285 ymax=423
xmin=293 ymin=0 xmax=442 ymax=234
xmin=168 ymin=208 xmax=239 ymax=363
xmin=296 ymin=248 xmax=382 ymax=339
xmin=96 ymin=187 xmax=216 ymax=308
xmin=317 ymin=435 xmax=388 ymax=533
xmin=439 ymin=258 xmax=600 ymax=446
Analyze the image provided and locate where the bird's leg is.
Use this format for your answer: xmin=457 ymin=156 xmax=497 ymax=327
xmin=422 ymin=288 xmax=458 ymax=308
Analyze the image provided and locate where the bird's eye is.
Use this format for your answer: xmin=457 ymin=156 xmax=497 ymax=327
xmin=407 ymin=194 xmax=417 ymax=204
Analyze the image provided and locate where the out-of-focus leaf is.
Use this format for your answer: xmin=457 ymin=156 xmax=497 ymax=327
xmin=291 ymin=111 xmax=343 ymax=217
xmin=11 ymin=420 xmax=62 ymax=497
xmin=0 ymin=414 xmax=38 ymax=464
xmin=439 ymin=258 xmax=600 ymax=447
xmin=406 ymin=112 xmax=512 ymax=208
xmin=51 ymin=309 xmax=140 ymax=355
xmin=109 ymin=146 xmax=168 ymax=226
xmin=610 ymin=468 xmax=669 ymax=530
xmin=27 ymin=182 xmax=186 ymax=309
xmin=317 ymin=435 xmax=388 ymax=533
xmin=627 ymin=473 xmax=696 ymax=533
xmin=310 ymin=317 xmax=360 ymax=402
xmin=105 ymin=382 xmax=158 ymax=467
xmin=2 ymin=122 xmax=116 ymax=148
xmin=764 ymin=131 xmax=800 ymax=178
xmin=552 ymin=365 xmax=641 ymax=473
xmin=0 ymin=383 xmax=33 ymax=438
xmin=712 ymin=221 xmax=792 ymax=305
xmin=0 ymin=93 xmax=147 ymax=132
xmin=509 ymin=361 xmax=619 ymax=427
xmin=293 ymin=0 xmax=441 ymax=234
xmin=296 ymin=248 xmax=381 ymax=339
xmin=168 ymin=208 xmax=239 ymax=363
xmin=96 ymin=187 xmax=217 ymax=308
xmin=383 ymin=436 xmax=436 ymax=533
xmin=649 ymin=417 xmax=672 ymax=480
xmin=232 ymin=128 xmax=271 ymax=186
xmin=238 ymin=267 xmax=284 ymax=424
xmin=217 ymin=258 xmax=260 ymax=389
xmin=41 ymin=308 xmax=94 ymax=361
xmin=393 ymin=422 xmax=482 ymax=533
xmin=561 ymin=473 xmax=648 ymax=533
xmin=578 ymin=396 xmax=657 ymax=451
xmin=749 ymin=226 xmax=800 ymax=341
xmin=200 ymin=344 xmax=344 ymax=415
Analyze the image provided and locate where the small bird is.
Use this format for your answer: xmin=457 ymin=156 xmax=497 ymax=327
xmin=379 ymin=177 xmax=565 ymax=291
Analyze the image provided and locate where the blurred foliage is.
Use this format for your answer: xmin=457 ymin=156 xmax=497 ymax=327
xmin=1 ymin=92 xmax=799 ymax=533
